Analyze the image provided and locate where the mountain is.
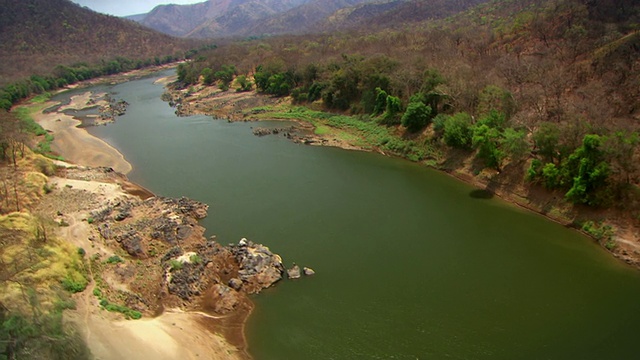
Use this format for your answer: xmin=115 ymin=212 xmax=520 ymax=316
xmin=240 ymin=0 xmax=378 ymax=36
xmin=0 ymin=0 xmax=201 ymax=85
xmin=134 ymin=0 xmax=313 ymax=38
xmin=131 ymin=0 xmax=492 ymax=38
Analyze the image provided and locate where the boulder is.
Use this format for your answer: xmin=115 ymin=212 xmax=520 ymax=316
xmin=303 ymin=267 xmax=316 ymax=276
xmin=228 ymin=278 xmax=243 ymax=291
xmin=287 ymin=264 xmax=301 ymax=279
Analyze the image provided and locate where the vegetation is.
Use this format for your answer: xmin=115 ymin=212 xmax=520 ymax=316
xmin=0 ymin=212 xmax=90 ymax=359
xmin=172 ymin=0 xmax=639 ymax=214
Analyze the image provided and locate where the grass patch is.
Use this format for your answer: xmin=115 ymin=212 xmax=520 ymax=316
xmin=14 ymin=104 xmax=59 ymax=158
xmin=249 ymin=105 xmax=442 ymax=163
xmin=99 ymin=299 xmax=142 ymax=320
xmin=314 ymin=125 xmax=331 ymax=135
xmin=170 ymin=259 xmax=183 ymax=270
xmin=30 ymin=92 xmax=52 ymax=104
xmin=581 ymin=221 xmax=616 ymax=249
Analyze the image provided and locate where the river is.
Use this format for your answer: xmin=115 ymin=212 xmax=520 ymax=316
xmin=55 ymin=70 xmax=640 ymax=359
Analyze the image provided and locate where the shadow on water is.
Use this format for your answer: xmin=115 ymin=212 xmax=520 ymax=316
xmin=469 ymin=189 xmax=494 ymax=199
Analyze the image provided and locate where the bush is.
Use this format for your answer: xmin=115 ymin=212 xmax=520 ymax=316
xmin=190 ymin=254 xmax=202 ymax=264
xmin=401 ymin=101 xmax=432 ymax=132
xmin=106 ymin=255 xmax=123 ymax=264
xmin=170 ymin=259 xmax=183 ymax=270
xmin=61 ymin=274 xmax=88 ymax=293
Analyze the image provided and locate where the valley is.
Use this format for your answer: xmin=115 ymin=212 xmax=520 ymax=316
xmin=1 ymin=0 xmax=639 ymax=359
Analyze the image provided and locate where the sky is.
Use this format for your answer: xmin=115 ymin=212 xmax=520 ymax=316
xmin=70 ymin=0 xmax=205 ymax=17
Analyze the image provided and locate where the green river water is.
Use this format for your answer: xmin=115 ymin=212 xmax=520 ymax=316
xmin=56 ymin=71 xmax=640 ymax=359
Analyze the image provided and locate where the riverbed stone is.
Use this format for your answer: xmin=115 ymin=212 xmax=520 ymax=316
xmin=303 ymin=267 xmax=315 ymax=276
xmin=287 ymin=264 xmax=301 ymax=279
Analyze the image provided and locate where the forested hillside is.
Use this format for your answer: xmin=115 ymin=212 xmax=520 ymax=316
xmin=0 ymin=0 xmax=203 ymax=86
xmin=175 ymin=0 xmax=640 ymax=224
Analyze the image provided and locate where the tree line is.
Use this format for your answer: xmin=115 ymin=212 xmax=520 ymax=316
xmin=0 ymin=44 xmax=217 ymax=111
xmin=173 ymin=0 xmax=639 ymax=208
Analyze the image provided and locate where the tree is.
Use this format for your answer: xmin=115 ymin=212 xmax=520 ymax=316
xmin=443 ymin=112 xmax=472 ymax=148
xmin=200 ymin=68 xmax=214 ymax=86
xmin=372 ymin=87 xmax=388 ymax=116
xmin=502 ymin=127 xmax=530 ymax=163
xmin=235 ymin=75 xmax=253 ymax=92
xmin=533 ymin=122 xmax=561 ymax=163
xmin=472 ymin=124 xmax=503 ymax=170
xmin=381 ymin=96 xmax=402 ymax=125
xmin=564 ymin=134 xmax=611 ymax=205
xmin=401 ymin=101 xmax=432 ymax=133
xmin=214 ymin=65 xmax=236 ymax=91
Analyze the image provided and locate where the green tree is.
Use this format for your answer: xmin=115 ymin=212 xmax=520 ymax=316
xmin=564 ymin=134 xmax=611 ymax=205
xmin=214 ymin=65 xmax=236 ymax=91
xmin=502 ymin=127 xmax=530 ymax=162
xmin=443 ymin=112 xmax=473 ymax=148
xmin=533 ymin=122 xmax=561 ymax=163
xmin=235 ymin=75 xmax=253 ymax=92
xmin=472 ymin=124 xmax=504 ymax=170
xmin=401 ymin=101 xmax=432 ymax=133
xmin=372 ymin=87 xmax=388 ymax=116
xmin=381 ymin=95 xmax=402 ymax=125
xmin=201 ymin=68 xmax=214 ymax=85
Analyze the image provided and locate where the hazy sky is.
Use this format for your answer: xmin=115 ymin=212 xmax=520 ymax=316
xmin=70 ymin=0 xmax=205 ymax=17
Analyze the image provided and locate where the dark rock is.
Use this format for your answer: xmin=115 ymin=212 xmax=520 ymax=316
xmin=114 ymin=210 xmax=130 ymax=221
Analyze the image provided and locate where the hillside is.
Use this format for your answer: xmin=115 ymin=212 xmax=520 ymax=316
xmin=239 ymin=0 xmax=378 ymax=36
xmin=0 ymin=0 xmax=202 ymax=85
xmin=316 ymin=0 xmax=490 ymax=32
xmin=134 ymin=0 xmax=313 ymax=38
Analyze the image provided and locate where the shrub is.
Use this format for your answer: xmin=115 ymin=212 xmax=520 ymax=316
xmin=401 ymin=101 xmax=432 ymax=132
xmin=61 ymin=274 xmax=88 ymax=293
xmin=106 ymin=255 xmax=123 ymax=264
xmin=170 ymin=260 xmax=183 ymax=270
xmin=190 ymin=254 xmax=202 ymax=264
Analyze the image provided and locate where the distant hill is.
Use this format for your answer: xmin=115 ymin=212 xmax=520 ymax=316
xmin=314 ymin=0 xmax=490 ymax=32
xmin=0 ymin=0 xmax=201 ymax=85
xmin=239 ymin=0 xmax=377 ymax=36
xmin=133 ymin=0 xmax=313 ymax=38
xmin=130 ymin=0 xmax=492 ymax=38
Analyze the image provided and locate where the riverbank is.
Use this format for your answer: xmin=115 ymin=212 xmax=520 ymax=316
xmin=164 ymin=80 xmax=640 ymax=270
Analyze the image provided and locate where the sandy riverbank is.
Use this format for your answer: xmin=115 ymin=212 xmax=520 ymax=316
xmin=34 ymin=93 xmax=132 ymax=174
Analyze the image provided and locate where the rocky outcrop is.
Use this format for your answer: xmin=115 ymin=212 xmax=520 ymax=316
xmin=229 ymin=238 xmax=284 ymax=294
xmin=87 ymin=190 xmax=307 ymax=317
xmin=252 ymin=126 xmax=295 ymax=137
xmin=99 ymin=94 xmax=129 ymax=121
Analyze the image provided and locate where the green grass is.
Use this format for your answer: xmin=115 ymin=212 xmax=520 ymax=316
xmin=14 ymin=104 xmax=61 ymax=159
xmin=314 ymin=125 xmax=331 ymax=135
xmin=30 ymin=92 xmax=52 ymax=104
xmin=99 ymin=299 xmax=142 ymax=320
xmin=249 ymin=105 xmax=442 ymax=163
